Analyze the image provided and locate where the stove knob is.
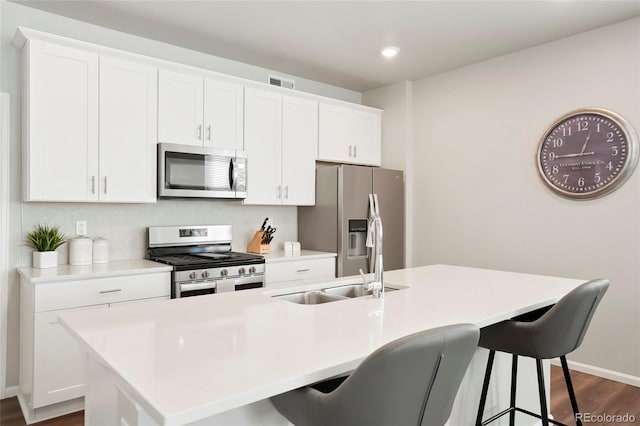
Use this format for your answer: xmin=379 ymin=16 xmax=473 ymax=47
xmin=238 ymin=267 xmax=246 ymax=275
xmin=220 ymin=269 xmax=228 ymax=277
xmin=248 ymin=266 xmax=256 ymax=274
xmin=201 ymin=271 xmax=209 ymax=279
xmin=189 ymin=272 xmax=197 ymax=280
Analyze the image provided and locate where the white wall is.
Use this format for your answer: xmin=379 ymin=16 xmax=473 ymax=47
xmin=362 ymin=81 xmax=411 ymax=171
xmin=411 ymin=18 xmax=640 ymax=377
xmin=362 ymin=81 xmax=414 ymax=267
xmin=0 ymin=1 xmax=361 ymax=393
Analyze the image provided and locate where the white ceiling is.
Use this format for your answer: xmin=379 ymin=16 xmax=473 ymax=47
xmin=13 ymin=1 xmax=640 ymax=92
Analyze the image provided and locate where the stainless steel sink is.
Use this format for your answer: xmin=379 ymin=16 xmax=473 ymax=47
xmin=272 ymin=282 xmax=407 ymax=304
xmin=273 ymin=290 xmax=347 ymax=305
xmin=322 ymin=284 xmax=401 ymax=298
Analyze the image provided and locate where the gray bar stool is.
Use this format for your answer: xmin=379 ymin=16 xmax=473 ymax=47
xmin=475 ymin=278 xmax=609 ymax=426
xmin=271 ymin=324 xmax=479 ymax=426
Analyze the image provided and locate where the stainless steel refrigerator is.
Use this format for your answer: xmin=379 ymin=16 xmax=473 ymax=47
xmin=298 ymin=165 xmax=405 ymax=277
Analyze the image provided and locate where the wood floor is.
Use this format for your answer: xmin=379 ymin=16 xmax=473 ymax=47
xmin=1 ymin=366 xmax=639 ymax=425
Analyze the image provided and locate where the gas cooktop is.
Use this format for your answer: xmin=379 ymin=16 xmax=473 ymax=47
xmin=149 ymin=252 xmax=264 ymax=270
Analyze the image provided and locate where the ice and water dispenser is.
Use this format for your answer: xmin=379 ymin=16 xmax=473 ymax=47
xmin=347 ymin=219 xmax=368 ymax=258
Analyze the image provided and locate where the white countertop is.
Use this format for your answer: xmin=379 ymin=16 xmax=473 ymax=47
xmin=58 ymin=264 xmax=585 ymax=426
xmin=17 ymin=259 xmax=172 ymax=283
xmin=251 ymin=249 xmax=336 ymax=263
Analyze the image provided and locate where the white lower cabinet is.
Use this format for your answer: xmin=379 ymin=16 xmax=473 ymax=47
xmin=266 ymin=257 xmax=335 ymax=286
xmin=19 ymin=270 xmax=170 ymax=424
xmin=32 ymin=305 xmax=107 ymax=408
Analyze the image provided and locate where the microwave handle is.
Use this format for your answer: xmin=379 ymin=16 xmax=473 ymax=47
xmin=229 ymin=158 xmax=239 ymax=191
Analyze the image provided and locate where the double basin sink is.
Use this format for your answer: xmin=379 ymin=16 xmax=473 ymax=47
xmin=272 ymin=279 xmax=408 ymax=305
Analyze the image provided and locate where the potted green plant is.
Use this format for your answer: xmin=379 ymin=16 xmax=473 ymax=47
xmin=26 ymin=224 xmax=66 ymax=268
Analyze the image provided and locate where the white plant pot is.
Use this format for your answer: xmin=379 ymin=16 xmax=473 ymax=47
xmin=33 ymin=251 xmax=57 ymax=269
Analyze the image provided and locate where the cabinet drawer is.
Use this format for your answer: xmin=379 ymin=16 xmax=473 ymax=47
xmin=35 ymin=272 xmax=170 ymax=312
xmin=266 ymin=258 xmax=335 ymax=285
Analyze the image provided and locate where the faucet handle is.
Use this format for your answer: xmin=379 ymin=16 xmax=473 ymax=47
xmin=359 ymin=269 xmax=369 ymax=285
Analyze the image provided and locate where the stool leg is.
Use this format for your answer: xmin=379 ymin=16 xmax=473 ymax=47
xmin=509 ymin=354 xmax=518 ymax=426
xmin=560 ymin=355 xmax=582 ymax=426
xmin=476 ymin=350 xmax=495 ymax=426
xmin=535 ymin=359 xmax=549 ymax=426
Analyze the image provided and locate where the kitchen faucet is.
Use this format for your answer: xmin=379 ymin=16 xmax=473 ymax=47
xmin=360 ymin=194 xmax=383 ymax=298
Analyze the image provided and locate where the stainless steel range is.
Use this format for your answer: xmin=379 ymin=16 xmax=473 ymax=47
xmin=147 ymin=225 xmax=265 ymax=298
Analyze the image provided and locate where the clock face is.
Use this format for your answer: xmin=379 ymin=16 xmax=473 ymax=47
xmin=537 ymin=109 xmax=638 ymax=199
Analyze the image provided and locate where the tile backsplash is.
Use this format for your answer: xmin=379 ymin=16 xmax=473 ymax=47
xmin=20 ymin=199 xmax=297 ymax=266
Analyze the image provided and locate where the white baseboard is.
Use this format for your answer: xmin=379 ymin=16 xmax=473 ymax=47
xmin=551 ymin=359 xmax=640 ymax=387
xmin=3 ymin=385 xmax=18 ymax=398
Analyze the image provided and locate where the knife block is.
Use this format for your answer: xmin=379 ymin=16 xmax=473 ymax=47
xmin=247 ymin=230 xmax=270 ymax=254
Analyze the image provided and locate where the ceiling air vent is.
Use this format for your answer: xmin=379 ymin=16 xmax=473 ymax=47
xmin=269 ymin=75 xmax=295 ymax=90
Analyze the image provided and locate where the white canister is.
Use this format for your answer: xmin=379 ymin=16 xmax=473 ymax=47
xmin=92 ymin=238 xmax=109 ymax=264
xmin=69 ymin=237 xmax=93 ymax=266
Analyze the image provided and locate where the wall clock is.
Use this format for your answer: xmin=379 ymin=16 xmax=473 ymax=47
xmin=537 ymin=108 xmax=639 ymax=199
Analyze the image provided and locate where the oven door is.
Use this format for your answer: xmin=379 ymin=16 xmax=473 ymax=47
xmin=216 ymin=276 xmax=265 ymax=293
xmin=176 ymin=280 xmax=217 ymax=298
xmin=158 ymin=143 xmax=247 ymax=199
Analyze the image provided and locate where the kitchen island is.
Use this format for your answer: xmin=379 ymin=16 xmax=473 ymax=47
xmin=58 ymin=264 xmax=585 ymax=426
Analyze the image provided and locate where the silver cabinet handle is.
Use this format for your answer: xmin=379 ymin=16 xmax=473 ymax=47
xmin=196 ymin=124 xmax=202 ymax=140
xmin=284 ymin=185 xmax=289 ymax=199
xmin=296 ymin=269 xmax=310 ymax=273
xmin=103 ymin=176 xmax=108 ymax=194
xmin=91 ymin=176 xmax=95 ymax=194
xmin=277 ymin=185 xmax=282 ymax=199
xmin=99 ymin=289 xmax=122 ymax=294
xmin=207 ymin=125 xmax=212 ymax=141
xmin=348 ymin=145 xmax=352 ymax=157
xmin=353 ymin=145 xmax=357 ymax=158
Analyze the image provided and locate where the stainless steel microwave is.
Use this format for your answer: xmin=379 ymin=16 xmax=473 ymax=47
xmin=158 ymin=143 xmax=247 ymax=199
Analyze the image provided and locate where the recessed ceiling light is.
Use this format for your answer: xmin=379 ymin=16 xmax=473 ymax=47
xmin=380 ymin=46 xmax=400 ymax=58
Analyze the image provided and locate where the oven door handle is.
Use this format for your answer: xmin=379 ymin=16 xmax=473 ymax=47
xmin=179 ymin=281 xmax=217 ymax=292
xmin=217 ymin=276 xmax=264 ymax=293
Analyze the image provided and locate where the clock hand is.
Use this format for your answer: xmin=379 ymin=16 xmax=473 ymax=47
xmin=579 ymin=132 xmax=591 ymax=155
xmin=555 ymin=153 xmax=584 ymax=158
xmin=555 ymin=151 xmax=595 ymax=159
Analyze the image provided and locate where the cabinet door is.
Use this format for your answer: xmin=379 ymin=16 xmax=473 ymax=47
xmin=318 ymin=103 xmax=353 ymax=164
xmin=281 ymin=96 xmax=318 ymax=206
xmin=318 ymin=103 xmax=382 ymax=166
xmin=99 ymin=56 xmax=157 ymax=202
xmin=203 ymin=79 xmax=244 ymax=150
xmin=33 ymin=305 xmax=108 ymax=408
xmin=351 ymin=110 xmax=382 ymax=166
xmin=243 ymin=87 xmax=282 ymax=205
xmin=158 ymin=69 xmax=204 ymax=146
xmin=26 ymin=40 xmax=99 ymax=201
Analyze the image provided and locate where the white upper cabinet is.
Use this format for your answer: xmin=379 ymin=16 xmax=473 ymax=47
xmin=22 ymin=39 xmax=158 ymax=203
xmin=243 ymin=88 xmax=318 ymax=206
xmin=203 ymin=79 xmax=244 ymax=150
xmin=25 ymin=40 xmax=99 ymax=202
xmin=318 ymin=102 xmax=381 ymax=166
xmin=158 ymin=69 xmax=244 ymax=150
xmin=281 ymin=95 xmax=318 ymax=206
xmin=243 ymin=87 xmax=283 ymax=205
xmin=99 ymin=56 xmax=157 ymax=203
xmin=16 ymin=29 xmax=381 ymax=206
xmin=158 ymin=69 xmax=204 ymax=146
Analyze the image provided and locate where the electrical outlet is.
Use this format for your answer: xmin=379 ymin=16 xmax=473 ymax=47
xmin=76 ymin=220 xmax=87 ymax=237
